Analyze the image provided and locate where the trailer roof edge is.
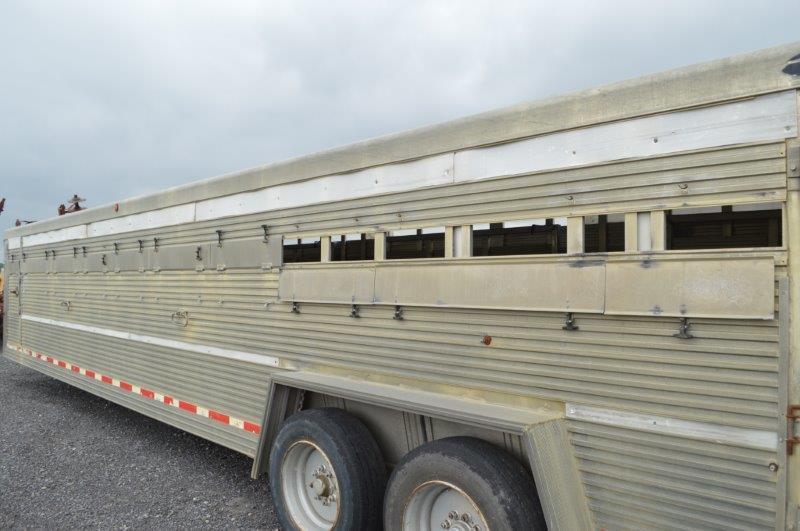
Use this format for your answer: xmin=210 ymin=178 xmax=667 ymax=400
xmin=7 ymin=41 xmax=800 ymax=238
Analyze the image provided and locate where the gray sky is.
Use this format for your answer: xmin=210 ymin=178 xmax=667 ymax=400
xmin=1 ymin=0 xmax=798 ymax=259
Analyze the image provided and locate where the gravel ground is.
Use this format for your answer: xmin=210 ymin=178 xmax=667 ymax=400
xmin=0 ymin=352 xmax=280 ymax=530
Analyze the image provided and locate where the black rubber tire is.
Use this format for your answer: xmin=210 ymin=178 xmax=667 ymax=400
xmin=269 ymin=408 xmax=386 ymax=530
xmin=383 ymin=437 xmax=545 ymax=531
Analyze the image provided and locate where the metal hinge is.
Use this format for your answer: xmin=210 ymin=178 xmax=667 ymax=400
xmin=787 ymin=405 xmax=800 ymax=455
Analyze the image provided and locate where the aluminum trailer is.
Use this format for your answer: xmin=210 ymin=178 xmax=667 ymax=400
xmin=5 ymin=43 xmax=800 ymax=530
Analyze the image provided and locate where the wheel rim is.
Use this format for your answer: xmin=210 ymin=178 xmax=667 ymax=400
xmin=404 ymin=480 xmax=489 ymax=531
xmin=280 ymin=440 xmax=341 ymax=531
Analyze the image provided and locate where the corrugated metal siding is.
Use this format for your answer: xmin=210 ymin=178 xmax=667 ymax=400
xmin=17 ymin=268 xmax=781 ymax=431
xmin=11 ymin=270 xmax=275 ymax=456
xmin=4 ymin=345 xmax=262 ymax=456
xmin=3 ymin=138 xmax=790 ymax=527
xmin=11 ymin=266 xmax=784 ymax=527
xmin=568 ymin=420 xmax=778 ymax=530
xmin=260 ymin=300 xmax=780 ymax=429
xmin=22 ymin=270 xmax=279 ymax=354
xmin=6 ymin=319 xmax=268 ymax=455
xmin=5 ymin=272 xmax=20 ymax=344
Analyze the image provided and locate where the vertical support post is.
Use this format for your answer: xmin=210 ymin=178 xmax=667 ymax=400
xmin=566 ymin=217 xmax=584 ymax=255
xmin=624 ymin=212 xmax=638 ymax=251
xmin=373 ymin=232 xmax=386 ymax=261
xmin=777 ymin=278 xmax=790 ymax=531
xmin=785 ymin=147 xmax=800 ymax=526
xmin=444 ymin=227 xmax=455 ymax=259
xmin=450 ymin=225 xmax=473 ymax=258
xmin=320 ymin=236 xmax=331 ymax=262
xmin=637 ymin=212 xmax=652 ymax=251
xmin=650 ymin=210 xmax=666 ymax=251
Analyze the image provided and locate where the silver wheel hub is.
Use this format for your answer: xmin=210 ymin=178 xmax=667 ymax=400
xmin=404 ymin=481 xmax=489 ymax=531
xmin=309 ymin=464 xmax=337 ymax=505
xmin=439 ymin=509 xmax=481 ymax=530
xmin=281 ymin=441 xmax=341 ymax=530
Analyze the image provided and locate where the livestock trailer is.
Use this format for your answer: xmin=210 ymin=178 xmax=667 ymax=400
xmin=5 ymin=43 xmax=800 ymax=530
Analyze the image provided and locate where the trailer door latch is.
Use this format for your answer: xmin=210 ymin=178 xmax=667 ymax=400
xmin=562 ymin=312 xmax=578 ymax=331
xmin=788 ymin=405 xmax=800 ymax=455
xmin=673 ymin=317 xmax=693 ymax=339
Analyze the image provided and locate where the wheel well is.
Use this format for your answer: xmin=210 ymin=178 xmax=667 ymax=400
xmin=302 ymin=391 xmax=528 ymax=469
xmin=253 ymin=381 xmax=592 ymax=530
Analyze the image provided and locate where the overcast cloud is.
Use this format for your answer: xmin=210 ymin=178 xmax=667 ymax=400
xmin=1 ymin=0 xmax=798 ymax=258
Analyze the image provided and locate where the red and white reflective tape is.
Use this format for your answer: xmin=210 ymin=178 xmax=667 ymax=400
xmin=6 ymin=343 xmax=261 ymax=435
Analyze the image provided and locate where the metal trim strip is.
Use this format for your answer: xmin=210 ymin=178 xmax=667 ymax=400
xmin=20 ymin=314 xmax=280 ymax=367
xmin=566 ymin=403 xmax=778 ymax=451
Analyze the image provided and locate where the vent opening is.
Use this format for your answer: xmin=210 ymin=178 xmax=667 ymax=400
xmin=584 ymin=214 xmax=625 ymax=253
xmin=386 ymin=227 xmax=445 ymax=259
xmin=283 ymin=237 xmax=321 ymax=263
xmin=666 ymin=204 xmax=782 ymax=250
xmin=331 ymin=234 xmax=375 ymax=261
xmin=472 ymin=218 xmax=567 ymax=256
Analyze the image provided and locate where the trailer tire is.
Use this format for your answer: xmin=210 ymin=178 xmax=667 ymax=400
xmin=269 ymin=407 xmax=385 ymax=531
xmin=383 ymin=436 xmax=545 ymax=531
